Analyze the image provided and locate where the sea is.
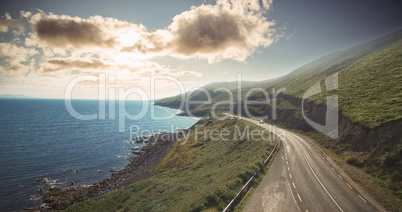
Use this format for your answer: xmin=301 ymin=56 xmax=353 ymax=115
xmin=0 ymin=98 xmax=198 ymax=211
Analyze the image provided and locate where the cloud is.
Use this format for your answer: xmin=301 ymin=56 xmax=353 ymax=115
xmin=0 ymin=1 xmax=280 ymax=99
xmin=0 ymin=13 xmax=25 ymax=33
xmin=2 ymin=0 xmax=277 ymax=85
xmin=40 ymin=58 xmax=110 ymax=73
xmin=36 ymin=54 xmax=203 ymax=82
xmin=34 ymin=17 xmax=116 ymax=48
xmin=170 ymin=8 xmax=247 ymax=56
xmin=26 ymin=0 xmax=277 ymax=63
xmin=27 ymin=10 xmax=149 ymax=51
xmin=20 ymin=11 xmax=32 ymax=19
xmin=124 ymin=0 xmax=277 ymax=62
xmin=172 ymin=70 xmax=203 ymax=77
xmin=0 ymin=43 xmax=37 ymax=74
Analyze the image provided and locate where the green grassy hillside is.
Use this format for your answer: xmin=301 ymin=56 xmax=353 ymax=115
xmin=155 ymin=79 xmax=276 ymax=116
xmin=66 ymin=117 xmax=273 ymax=211
xmin=156 ymin=30 xmax=402 ymax=129
xmin=258 ymin=30 xmax=402 ymax=129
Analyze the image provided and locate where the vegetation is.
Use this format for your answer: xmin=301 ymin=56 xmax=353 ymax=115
xmin=152 ymin=29 xmax=402 ymax=210
xmin=300 ymin=130 xmax=401 ymax=210
xmin=345 ymin=156 xmax=364 ymax=167
xmin=156 ymin=30 xmax=402 ymax=129
xmin=67 ymin=117 xmax=274 ymax=211
xmin=256 ymin=29 xmax=402 ymax=129
xmin=155 ymin=79 xmax=276 ymax=116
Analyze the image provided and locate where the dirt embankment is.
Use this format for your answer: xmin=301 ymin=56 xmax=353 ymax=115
xmin=238 ymin=93 xmax=401 ymax=155
xmin=281 ymin=94 xmax=400 ymax=154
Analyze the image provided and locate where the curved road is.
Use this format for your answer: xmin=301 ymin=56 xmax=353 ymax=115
xmin=232 ymin=116 xmax=385 ymax=212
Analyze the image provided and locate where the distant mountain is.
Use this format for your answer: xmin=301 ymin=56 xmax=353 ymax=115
xmin=155 ymin=78 xmax=278 ymax=116
xmin=0 ymin=94 xmax=28 ymax=99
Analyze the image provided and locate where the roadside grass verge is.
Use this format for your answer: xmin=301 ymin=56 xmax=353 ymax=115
xmin=67 ymin=117 xmax=274 ymax=212
xmin=234 ymin=141 xmax=280 ymax=212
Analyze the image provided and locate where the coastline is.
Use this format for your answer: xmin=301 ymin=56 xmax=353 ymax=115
xmin=153 ymin=102 xmax=204 ymax=117
xmin=34 ymin=131 xmax=185 ymax=210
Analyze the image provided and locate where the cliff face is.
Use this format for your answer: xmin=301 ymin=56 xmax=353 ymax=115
xmin=240 ymin=93 xmax=401 ymax=153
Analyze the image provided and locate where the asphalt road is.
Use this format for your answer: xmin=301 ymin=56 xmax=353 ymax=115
xmin=233 ymin=116 xmax=385 ymax=212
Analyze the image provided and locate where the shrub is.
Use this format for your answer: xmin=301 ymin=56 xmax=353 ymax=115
xmin=346 ymin=156 xmax=358 ymax=165
xmin=382 ymin=146 xmax=401 ymax=167
xmin=346 ymin=156 xmax=364 ymax=167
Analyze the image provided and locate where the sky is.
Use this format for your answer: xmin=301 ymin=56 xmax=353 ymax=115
xmin=0 ymin=0 xmax=401 ymax=100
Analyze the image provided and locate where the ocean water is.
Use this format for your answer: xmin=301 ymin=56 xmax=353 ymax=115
xmin=0 ymin=98 xmax=198 ymax=211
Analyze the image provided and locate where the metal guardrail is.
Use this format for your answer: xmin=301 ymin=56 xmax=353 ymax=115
xmin=222 ymin=142 xmax=279 ymax=212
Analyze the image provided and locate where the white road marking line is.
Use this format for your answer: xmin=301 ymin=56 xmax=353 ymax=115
xmin=293 ymin=183 xmax=296 ymax=189
xmin=346 ymin=183 xmax=353 ymax=190
xmin=338 ymin=174 xmax=343 ymax=179
xmin=290 ymin=173 xmax=292 ymax=178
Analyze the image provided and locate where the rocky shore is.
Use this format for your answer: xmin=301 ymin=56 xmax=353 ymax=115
xmin=34 ymin=131 xmax=184 ymax=210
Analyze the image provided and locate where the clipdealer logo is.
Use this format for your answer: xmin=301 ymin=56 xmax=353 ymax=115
xmin=63 ymin=72 xmax=339 ymax=139
xmin=302 ymin=72 xmax=339 ymax=139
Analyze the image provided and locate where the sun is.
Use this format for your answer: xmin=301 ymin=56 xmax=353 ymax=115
xmin=119 ymin=33 xmax=137 ymax=47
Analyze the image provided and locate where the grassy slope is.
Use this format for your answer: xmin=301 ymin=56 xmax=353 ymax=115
xmin=155 ymin=79 xmax=276 ymax=116
xmin=67 ymin=117 xmax=273 ymax=212
xmin=156 ymin=30 xmax=402 ymax=128
xmin=262 ymin=30 xmax=402 ymax=129
xmin=339 ymin=38 xmax=402 ymax=128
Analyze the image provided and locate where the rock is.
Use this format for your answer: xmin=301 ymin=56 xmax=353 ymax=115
xmin=132 ymin=146 xmax=141 ymax=150
xmin=49 ymin=186 xmax=60 ymax=191
xmin=40 ymin=203 xmax=51 ymax=209
xmin=73 ymin=169 xmax=82 ymax=173
xmin=49 ymin=179 xmax=59 ymax=184
xmin=29 ymin=194 xmax=41 ymax=201
xmin=37 ymin=177 xmax=51 ymax=183
xmin=37 ymin=188 xmax=45 ymax=193
xmin=70 ymin=181 xmax=75 ymax=186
